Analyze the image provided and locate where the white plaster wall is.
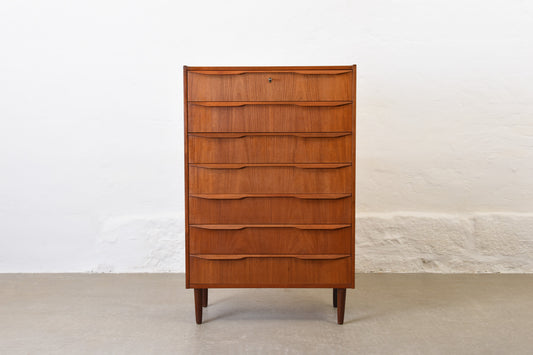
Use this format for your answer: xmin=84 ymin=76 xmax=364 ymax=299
xmin=1 ymin=0 xmax=532 ymax=272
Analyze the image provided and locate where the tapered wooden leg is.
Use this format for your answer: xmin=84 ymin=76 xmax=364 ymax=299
xmin=333 ymin=288 xmax=337 ymax=307
xmin=202 ymin=288 xmax=208 ymax=307
xmin=337 ymin=288 xmax=346 ymax=324
xmin=194 ymin=289 xmax=203 ymax=324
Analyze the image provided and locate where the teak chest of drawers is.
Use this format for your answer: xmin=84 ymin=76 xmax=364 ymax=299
xmin=184 ymin=65 xmax=356 ymax=324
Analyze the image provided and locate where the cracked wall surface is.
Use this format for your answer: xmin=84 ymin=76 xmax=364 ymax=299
xmin=356 ymin=213 xmax=533 ymax=273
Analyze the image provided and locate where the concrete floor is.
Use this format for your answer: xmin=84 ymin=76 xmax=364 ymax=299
xmin=1 ymin=274 xmax=532 ymax=354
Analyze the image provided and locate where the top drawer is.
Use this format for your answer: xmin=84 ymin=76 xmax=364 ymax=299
xmin=187 ymin=70 xmax=353 ymax=101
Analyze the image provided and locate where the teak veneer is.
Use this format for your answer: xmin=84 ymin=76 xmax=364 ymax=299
xmin=184 ymin=65 xmax=356 ymax=324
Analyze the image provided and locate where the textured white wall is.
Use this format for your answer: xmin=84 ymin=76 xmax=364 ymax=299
xmin=1 ymin=0 xmax=532 ymax=272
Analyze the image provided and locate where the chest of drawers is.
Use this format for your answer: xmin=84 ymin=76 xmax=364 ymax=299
xmin=184 ymin=65 xmax=356 ymax=324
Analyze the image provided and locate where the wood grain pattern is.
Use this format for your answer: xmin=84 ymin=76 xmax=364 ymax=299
xmin=189 ymin=195 xmax=351 ymax=224
xmin=188 ymin=102 xmax=352 ymax=132
xmin=188 ymin=71 xmax=352 ymax=101
xmin=189 ymin=225 xmax=351 ymax=254
xmin=188 ymin=134 xmax=351 ymax=163
xmin=189 ymin=164 xmax=352 ymax=194
xmin=189 ymin=256 xmax=352 ymax=286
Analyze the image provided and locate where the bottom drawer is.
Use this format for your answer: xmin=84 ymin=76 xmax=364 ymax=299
xmin=189 ymin=255 xmax=352 ymax=287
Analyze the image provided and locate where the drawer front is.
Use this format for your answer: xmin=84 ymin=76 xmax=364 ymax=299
xmin=189 ymin=255 xmax=352 ymax=286
xmin=189 ymin=164 xmax=352 ymax=194
xmin=189 ymin=133 xmax=351 ymax=164
xmin=188 ymin=102 xmax=352 ymax=132
xmin=189 ymin=194 xmax=351 ymax=224
xmin=188 ymin=70 xmax=352 ymax=101
xmin=189 ymin=225 xmax=351 ymax=255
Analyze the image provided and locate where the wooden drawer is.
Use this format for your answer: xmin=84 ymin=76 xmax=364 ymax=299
xmin=189 ymin=133 xmax=351 ymax=164
xmin=189 ymin=255 xmax=352 ymax=287
xmin=189 ymin=194 xmax=351 ymax=224
xmin=189 ymin=164 xmax=352 ymax=194
xmin=188 ymin=102 xmax=352 ymax=132
xmin=189 ymin=225 xmax=352 ymax=255
xmin=187 ymin=70 xmax=352 ymax=101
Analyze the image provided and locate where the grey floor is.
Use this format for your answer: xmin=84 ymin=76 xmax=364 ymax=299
xmin=1 ymin=274 xmax=532 ymax=354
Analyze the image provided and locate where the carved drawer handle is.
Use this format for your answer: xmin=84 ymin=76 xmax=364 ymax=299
xmin=191 ymin=254 xmax=351 ymax=260
xmin=190 ymin=224 xmax=351 ymax=230
xmin=189 ymin=193 xmax=351 ymax=200
xmin=190 ymin=101 xmax=351 ymax=107
xmin=188 ymin=132 xmax=350 ymax=138
xmin=190 ymin=163 xmax=351 ymax=169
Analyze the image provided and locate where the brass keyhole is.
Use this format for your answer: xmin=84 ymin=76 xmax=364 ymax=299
xmin=268 ymin=77 xmax=272 ymax=83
